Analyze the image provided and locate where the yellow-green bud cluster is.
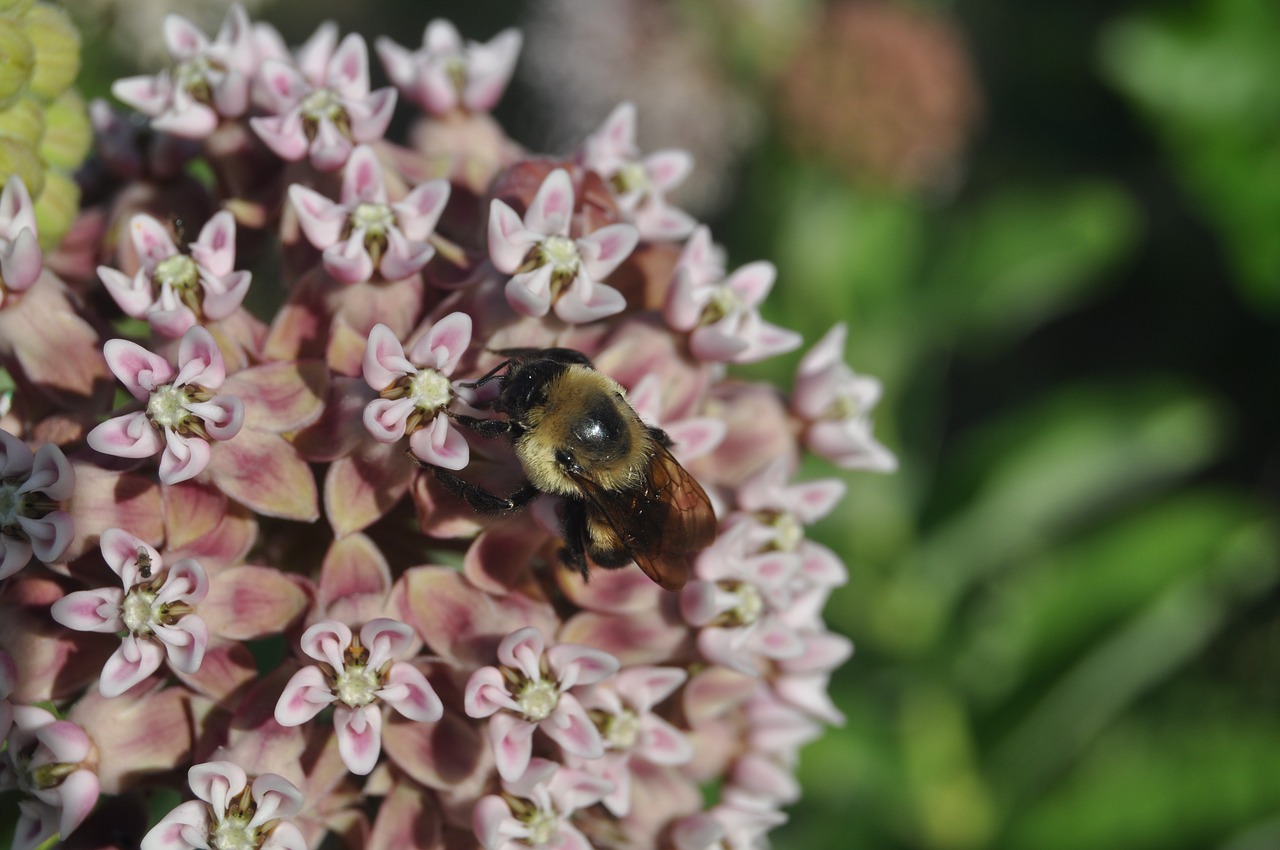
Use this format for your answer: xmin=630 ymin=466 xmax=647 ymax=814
xmin=0 ymin=1 xmax=89 ymax=250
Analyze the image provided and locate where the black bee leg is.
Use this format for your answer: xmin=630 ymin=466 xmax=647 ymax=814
xmin=647 ymin=425 xmax=674 ymax=448
xmin=431 ymin=467 xmax=539 ymax=515
xmin=447 ymin=413 xmax=516 ymax=439
xmin=558 ymin=499 xmax=591 ymax=581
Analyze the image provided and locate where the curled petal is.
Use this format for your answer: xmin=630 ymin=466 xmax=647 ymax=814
xmin=0 ymin=430 xmax=34 ymax=477
xmin=189 ymin=761 xmax=249 ymax=809
xmin=464 ymin=28 xmax=522 ymax=112
xmin=140 ymin=799 xmax=209 ymax=850
xmin=407 ymin=415 xmax=469 ymax=471
xmin=547 ymin=643 xmax=619 ymax=690
xmin=362 ymin=323 xmax=414 ymax=389
xmin=487 ymin=711 xmax=536 ymax=782
xmin=50 ymin=588 xmax=124 ymax=633
xmin=249 ymin=773 xmax=306 ymax=827
xmin=103 ymin=339 xmax=174 ymax=398
xmin=19 ymin=512 xmax=75 ymax=563
xmin=25 ymin=443 xmax=76 ymax=500
xmin=379 ymin=661 xmax=443 ymax=722
xmin=275 ymin=665 xmax=337 ymax=726
xmin=0 ymin=535 xmax=32 ymax=580
xmin=155 ymin=615 xmax=208 ymax=673
xmin=174 ymin=326 xmax=226 ymax=388
xmin=615 ymin=666 xmax=688 ymax=713
xmin=189 ymin=395 xmax=244 ymax=441
xmin=201 ymin=270 xmax=252 ymax=320
xmin=99 ymin=527 xmax=161 ymax=585
xmin=408 ymin=310 xmax=471 ymax=374
xmin=363 ymin=396 xmax=415 ymax=443
xmin=86 ymin=413 xmax=164 ymax=460
xmin=1 ymin=227 xmax=41 ymax=293
xmin=395 ymin=179 xmax=451 ymax=241
xmin=190 ymin=211 xmax=238 ymax=277
xmin=504 ymin=266 xmax=554 ymax=317
xmin=553 ymin=278 xmax=626 ymax=324
xmin=464 ymin=666 xmax=520 ymax=718
xmin=158 ymin=429 xmax=212 ymax=485
xmin=497 ymin=627 xmax=545 ymax=680
xmin=379 ymin=228 xmax=435 ymax=281
xmin=360 ymin=617 xmax=415 ymax=669
xmin=487 ymin=199 xmax=538 ymax=273
xmin=288 ymin=184 xmax=345 ymax=248
xmin=100 ymin=635 xmax=166 ymax=697
xmin=525 ymin=169 xmax=574 ymax=237
xmin=158 ymin=557 xmax=210 ymax=605
xmin=543 ymin=693 xmax=604 ymax=760
xmin=128 ymin=213 xmax=179 ymax=268
xmin=342 ymin=145 xmax=387 ymax=205
xmin=255 ymin=112 xmax=313 ymax=162
xmin=577 ymin=224 xmax=638 ymax=281
xmin=55 ymin=769 xmax=100 ymax=839
xmin=335 ymin=704 xmax=383 ymax=775
xmin=637 ymin=714 xmax=694 ymax=765
xmin=323 ymin=237 xmax=376 ymax=284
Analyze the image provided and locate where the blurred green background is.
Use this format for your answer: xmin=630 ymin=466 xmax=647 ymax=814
xmin=71 ymin=0 xmax=1280 ymax=848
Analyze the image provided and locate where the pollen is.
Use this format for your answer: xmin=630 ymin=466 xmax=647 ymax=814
xmin=351 ymin=202 xmax=396 ymax=237
xmin=612 ymin=161 xmax=650 ymax=196
xmin=147 ymin=384 xmax=190 ymax=429
xmin=723 ymin=580 xmax=764 ymax=627
xmin=603 ymin=708 xmax=641 ymax=750
xmin=153 ymin=254 xmax=200 ymax=293
xmin=121 ymin=588 xmax=159 ymax=635
xmin=210 ymin=810 xmax=259 ymax=850
xmin=700 ymin=286 xmax=741 ymax=326
xmin=409 ymin=367 xmax=452 ymax=413
xmin=334 ymin=662 xmax=381 ymax=708
xmin=517 ymin=677 xmax=560 ymax=722
xmin=539 ymin=235 xmax=580 ymax=273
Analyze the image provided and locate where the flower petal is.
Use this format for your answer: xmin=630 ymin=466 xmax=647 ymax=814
xmin=335 ymin=704 xmax=383 ymax=775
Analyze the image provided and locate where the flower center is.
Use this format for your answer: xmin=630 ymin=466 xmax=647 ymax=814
xmin=539 ymin=236 xmax=580 ymax=274
xmin=121 ymin=587 xmax=160 ymax=635
xmin=147 ymin=384 xmax=191 ymax=430
xmin=768 ymin=512 xmax=804 ymax=552
xmin=603 ymin=708 xmax=641 ymax=750
xmin=517 ymin=677 xmax=560 ymax=722
xmin=700 ymin=286 xmax=741 ymax=326
xmin=523 ymin=807 xmax=559 ymax=847
xmin=211 ymin=809 xmax=260 ymax=850
xmin=828 ymin=383 xmax=862 ymax=420
xmin=154 ymin=254 xmax=200 ymax=293
xmin=409 ymin=368 xmax=452 ymax=413
xmin=333 ymin=662 xmax=381 ymax=708
xmin=174 ymin=55 xmax=220 ymax=105
xmin=0 ymin=479 xmax=24 ymax=528
xmin=612 ymin=161 xmax=650 ymax=197
xmin=299 ymin=88 xmax=350 ymax=140
xmin=719 ymin=581 xmax=764 ymax=627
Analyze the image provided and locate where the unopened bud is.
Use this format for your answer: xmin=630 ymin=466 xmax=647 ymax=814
xmin=22 ymin=3 xmax=79 ymax=102
xmin=0 ymin=94 xmax=44 ymax=147
xmin=33 ymin=167 xmax=76 ymax=249
xmin=0 ymin=135 xmax=43 ymax=196
xmin=0 ymin=18 xmax=34 ymax=109
xmin=39 ymin=88 xmax=88 ymax=169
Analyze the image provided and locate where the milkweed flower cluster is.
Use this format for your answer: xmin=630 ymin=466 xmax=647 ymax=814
xmin=0 ymin=5 xmax=895 ymax=850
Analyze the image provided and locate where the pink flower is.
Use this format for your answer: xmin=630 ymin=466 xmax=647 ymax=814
xmin=111 ymin=4 xmax=256 ymax=138
xmin=251 ymin=31 xmax=396 ymax=171
xmin=0 ymin=706 xmax=100 ymax=850
xmin=792 ymin=323 xmax=897 ymax=472
xmin=290 ymin=145 xmax=450 ymax=283
xmin=464 ymin=626 xmax=619 ymax=781
xmin=680 ymin=524 xmax=806 ymax=676
xmin=98 ymin=212 xmax=252 ymax=338
xmin=376 ymin=20 xmax=522 ymax=115
xmin=580 ymin=102 xmax=697 ymax=241
xmin=141 ymin=760 xmax=307 ymax=850
xmin=274 ymin=618 xmax=443 ymax=775
xmin=664 ymin=226 xmax=802 ymax=363
xmin=86 ymin=326 xmax=245 ymax=485
xmin=361 ymin=314 xmax=472 ymax=469
xmin=473 ymin=757 xmax=613 ymax=850
xmin=0 ymin=430 xmax=75 ymax=579
xmin=0 ymin=176 xmax=42 ymax=304
xmin=576 ymin=666 xmax=693 ymax=816
xmin=488 ymin=168 xmax=638 ymax=323
xmin=50 ymin=528 xmax=210 ymax=697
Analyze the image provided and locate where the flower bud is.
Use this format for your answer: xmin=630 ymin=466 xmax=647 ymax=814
xmin=21 ymin=3 xmax=80 ymax=102
xmin=39 ymin=88 xmax=88 ymax=169
xmin=0 ymin=18 xmax=34 ymax=109
xmin=33 ymin=167 xmax=77 ymax=249
xmin=0 ymin=94 xmax=44 ymax=147
xmin=0 ymin=134 xmax=43 ymax=195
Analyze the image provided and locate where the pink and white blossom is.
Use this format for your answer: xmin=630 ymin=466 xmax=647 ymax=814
xmin=576 ymin=666 xmax=693 ymax=816
xmin=681 ymin=524 xmax=806 ymax=676
xmin=0 ymin=176 xmax=42 ymax=304
xmin=251 ymin=31 xmax=396 ymax=171
xmin=664 ymin=226 xmax=802 ymax=363
xmin=98 ymin=212 xmax=252 ymax=338
xmin=361 ymin=315 xmax=472 ymax=469
xmin=141 ymin=760 xmax=307 ymax=850
xmin=0 ymin=430 xmax=75 ymax=579
xmin=580 ymin=102 xmax=697 ymax=241
xmin=50 ymin=528 xmax=210 ymax=697
xmin=464 ymin=626 xmax=619 ymax=781
xmin=290 ymin=145 xmax=450 ymax=283
xmin=792 ymin=322 xmax=898 ymax=472
xmin=473 ymin=757 xmax=613 ymax=850
xmin=376 ymin=20 xmax=522 ymax=115
xmin=488 ymin=168 xmax=638 ymax=323
xmin=111 ymin=4 xmax=257 ymax=138
xmin=0 ymin=706 xmax=100 ymax=850
xmin=274 ymin=618 xmax=443 ymax=775
xmin=86 ymin=326 xmax=244 ymax=485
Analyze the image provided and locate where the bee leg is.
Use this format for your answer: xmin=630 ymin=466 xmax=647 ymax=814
xmin=557 ymin=499 xmax=591 ymax=581
xmin=447 ymin=413 xmax=516 ymax=439
xmin=646 ymin=425 xmax=674 ymax=448
xmin=431 ymin=467 xmax=539 ymax=514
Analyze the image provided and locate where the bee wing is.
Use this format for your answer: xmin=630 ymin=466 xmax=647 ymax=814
xmin=567 ymin=445 xmax=716 ymax=591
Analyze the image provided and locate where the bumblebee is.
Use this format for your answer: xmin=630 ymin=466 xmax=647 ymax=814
xmin=430 ymin=348 xmax=716 ymax=591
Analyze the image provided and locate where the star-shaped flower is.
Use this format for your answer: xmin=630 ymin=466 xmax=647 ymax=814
xmin=0 ymin=430 xmax=75 ymax=580
xmin=141 ymin=761 xmax=307 ymax=850
xmin=0 ymin=176 xmax=41 ymax=305
xmin=376 ymin=20 xmax=522 ymax=115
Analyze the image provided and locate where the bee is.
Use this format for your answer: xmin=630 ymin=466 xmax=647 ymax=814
xmin=136 ymin=547 xmax=152 ymax=579
xmin=429 ymin=348 xmax=716 ymax=591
